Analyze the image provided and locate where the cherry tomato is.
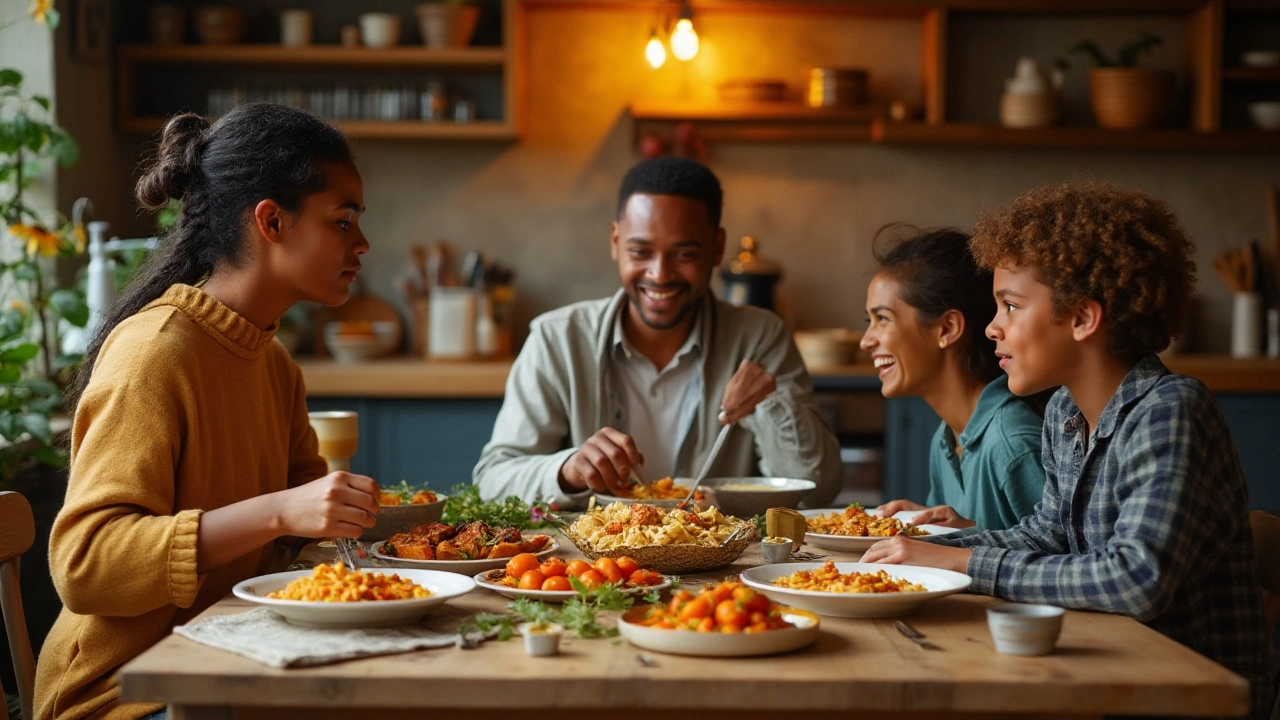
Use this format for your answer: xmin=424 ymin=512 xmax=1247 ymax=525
xmin=518 ymin=569 xmax=546 ymax=590
xmin=565 ymin=559 xmax=593 ymax=578
xmin=615 ymin=556 xmax=640 ymax=577
xmin=578 ymin=569 xmax=605 ymax=590
xmin=711 ymin=581 xmax=740 ymax=604
xmin=715 ymin=599 xmax=747 ymax=628
xmin=593 ymin=557 xmax=624 ymax=584
xmin=695 ymin=617 xmax=716 ymax=633
xmin=732 ymin=586 xmax=770 ymax=614
xmin=505 ymin=553 xmax=541 ymax=580
xmin=539 ymin=557 xmax=568 ymax=577
xmin=677 ymin=596 xmax=713 ymax=622
xmin=628 ymin=569 xmax=664 ymax=587
xmin=541 ymin=575 xmax=571 ymax=592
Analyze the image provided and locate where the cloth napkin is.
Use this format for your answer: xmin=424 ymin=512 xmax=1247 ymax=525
xmin=174 ymin=605 xmax=496 ymax=668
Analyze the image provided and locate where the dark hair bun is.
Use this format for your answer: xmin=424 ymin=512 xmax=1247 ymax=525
xmin=135 ymin=113 xmax=211 ymax=210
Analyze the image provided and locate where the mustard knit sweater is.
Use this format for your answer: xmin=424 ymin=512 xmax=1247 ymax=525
xmin=35 ymin=285 xmax=328 ymax=720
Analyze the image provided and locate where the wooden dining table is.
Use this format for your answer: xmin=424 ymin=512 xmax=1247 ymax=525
xmin=118 ymin=533 xmax=1250 ymax=720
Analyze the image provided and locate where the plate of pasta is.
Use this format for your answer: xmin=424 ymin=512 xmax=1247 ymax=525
xmin=596 ymin=477 xmax=697 ymax=508
xmin=739 ymin=562 xmax=971 ymax=618
xmin=564 ymin=502 xmax=756 ymax=574
xmin=232 ymin=563 xmax=476 ymax=627
xmin=800 ymin=506 xmax=961 ymax=552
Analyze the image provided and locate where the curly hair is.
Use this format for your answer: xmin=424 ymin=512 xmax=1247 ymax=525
xmin=969 ymin=181 xmax=1196 ymax=364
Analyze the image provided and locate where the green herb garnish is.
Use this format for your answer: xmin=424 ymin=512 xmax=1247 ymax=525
xmin=441 ymin=483 xmax=556 ymax=530
xmin=508 ymin=578 xmax=635 ymax=639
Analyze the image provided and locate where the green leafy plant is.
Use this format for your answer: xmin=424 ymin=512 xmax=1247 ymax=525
xmin=509 ymin=577 xmax=636 ymax=639
xmin=0 ymin=10 xmax=86 ymax=482
xmin=1068 ymin=31 xmax=1163 ymax=68
xmin=441 ymin=483 xmax=556 ymax=530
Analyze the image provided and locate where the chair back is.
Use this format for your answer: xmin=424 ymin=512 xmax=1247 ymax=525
xmin=0 ymin=491 xmax=35 ymax=720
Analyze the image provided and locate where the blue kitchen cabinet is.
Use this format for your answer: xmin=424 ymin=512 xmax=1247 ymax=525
xmin=307 ymin=397 xmax=503 ymax=492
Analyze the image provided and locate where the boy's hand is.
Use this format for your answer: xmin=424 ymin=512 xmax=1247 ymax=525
xmin=719 ymin=360 xmax=776 ymax=424
xmin=279 ymin=472 xmax=380 ymax=539
xmin=861 ymin=535 xmax=973 ymax=574
xmin=876 ymin=499 xmax=926 ymax=516
xmin=560 ymin=427 xmax=644 ymax=496
xmin=907 ymin=505 xmax=976 ymax=529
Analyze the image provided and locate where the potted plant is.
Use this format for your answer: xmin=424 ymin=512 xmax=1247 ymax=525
xmin=1069 ymin=32 xmax=1174 ymax=130
xmin=415 ymin=0 xmax=480 ymax=49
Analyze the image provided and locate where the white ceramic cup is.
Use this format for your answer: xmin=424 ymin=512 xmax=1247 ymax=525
xmin=986 ymin=603 xmax=1064 ymax=656
xmin=520 ymin=623 xmax=563 ymax=656
xmin=279 ymin=9 xmax=313 ymax=47
xmin=359 ymin=13 xmax=402 ymax=49
xmin=1232 ymin=291 xmax=1263 ymax=359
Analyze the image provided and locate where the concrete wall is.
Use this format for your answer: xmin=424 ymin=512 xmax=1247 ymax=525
xmin=57 ymin=4 xmax=1280 ymax=353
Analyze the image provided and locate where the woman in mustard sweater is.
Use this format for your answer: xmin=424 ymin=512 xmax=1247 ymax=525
xmin=36 ymin=103 xmax=378 ymax=720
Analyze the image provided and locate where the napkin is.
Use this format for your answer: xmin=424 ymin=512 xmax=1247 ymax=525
xmin=174 ymin=605 xmax=498 ymax=668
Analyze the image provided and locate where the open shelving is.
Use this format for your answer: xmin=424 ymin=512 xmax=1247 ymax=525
xmin=628 ymin=0 xmax=1280 ymax=152
xmin=115 ymin=0 xmax=524 ymax=141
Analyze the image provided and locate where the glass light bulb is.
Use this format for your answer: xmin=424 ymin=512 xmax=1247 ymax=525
xmin=645 ymin=33 xmax=666 ymax=69
xmin=670 ymin=18 xmax=699 ymax=61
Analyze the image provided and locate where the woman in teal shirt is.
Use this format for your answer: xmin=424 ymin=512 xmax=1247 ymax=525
xmin=860 ymin=228 xmax=1045 ymax=530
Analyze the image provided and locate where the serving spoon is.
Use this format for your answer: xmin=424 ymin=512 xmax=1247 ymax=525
xmin=676 ymin=418 xmax=733 ymax=510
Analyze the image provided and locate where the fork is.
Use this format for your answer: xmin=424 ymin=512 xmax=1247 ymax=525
xmin=677 ymin=420 xmax=733 ymax=510
xmin=894 ymin=620 xmax=940 ymax=650
xmin=336 ymin=537 xmax=362 ymax=571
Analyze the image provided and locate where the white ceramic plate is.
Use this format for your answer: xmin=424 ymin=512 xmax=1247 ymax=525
xmin=617 ymin=606 xmax=821 ymax=657
xmin=799 ymin=508 xmax=961 ymax=551
xmin=368 ymin=536 xmax=559 ymax=575
xmin=473 ymin=569 xmax=672 ymax=604
xmin=739 ymin=562 xmax=971 ymax=618
xmin=231 ymin=568 xmax=475 ymax=628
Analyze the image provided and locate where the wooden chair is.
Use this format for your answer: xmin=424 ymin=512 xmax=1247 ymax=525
xmin=1249 ymin=509 xmax=1280 ymax=720
xmin=0 ymin=491 xmax=36 ymax=720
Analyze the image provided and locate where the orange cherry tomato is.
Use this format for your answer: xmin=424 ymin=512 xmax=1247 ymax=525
xmin=628 ymin=569 xmax=664 ymax=587
xmin=732 ymin=587 xmax=770 ymax=614
xmin=565 ymin=559 xmax=593 ymax=578
xmin=695 ymin=617 xmax=716 ymax=633
xmin=539 ymin=557 xmax=568 ymax=577
xmin=677 ymin=596 xmax=713 ymax=622
xmin=577 ymin=569 xmax=605 ymax=590
xmin=593 ymin=557 xmax=624 ymax=584
xmin=541 ymin=575 xmax=571 ymax=592
xmin=710 ymin=581 xmax=740 ymax=604
xmin=518 ymin=569 xmax=546 ymax=590
xmin=715 ymin=599 xmax=748 ymax=628
xmin=505 ymin=553 xmax=541 ymax=580
xmin=615 ymin=556 xmax=640 ymax=577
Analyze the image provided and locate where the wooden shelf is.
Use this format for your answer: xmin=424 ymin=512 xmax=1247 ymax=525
xmin=631 ymin=102 xmax=880 ymax=143
xmin=117 ymin=44 xmax=507 ymax=69
xmin=1223 ymin=67 xmax=1280 ymax=82
xmin=120 ymin=116 xmax=517 ymax=141
xmin=872 ymin=122 xmax=1280 ymax=150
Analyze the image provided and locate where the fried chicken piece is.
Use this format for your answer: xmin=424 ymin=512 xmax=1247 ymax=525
xmin=519 ymin=534 xmax=550 ymax=553
xmin=489 ymin=541 xmax=523 ymax=558
xmin=453 ymin=521 xmax=492 ymax=560
xmin=410 ymin=522 xmax=457 ymax=547
xmin=390 ymin=542 xmax=434 ymax=560
xmin=435 ymin=541 xmax=464 ymax=561
xmin=628 ymin=503 xmax=662 ymax=527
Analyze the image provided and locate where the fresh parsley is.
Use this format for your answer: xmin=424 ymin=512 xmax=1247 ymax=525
xmin=508 ymin=578 xmax=636 ymax=639
xmin=441 ymin=483 xmax=556 ymax=530
xmin=383 ymin=480 xmax=421 ymax=504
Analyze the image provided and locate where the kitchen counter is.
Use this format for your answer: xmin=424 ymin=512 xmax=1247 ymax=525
xmin=300 ymin=354 xmax=1280 ymax=397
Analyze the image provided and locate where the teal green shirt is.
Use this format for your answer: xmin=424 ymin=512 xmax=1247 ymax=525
xmin=926 ymin=375 xmax=1044 ymax=530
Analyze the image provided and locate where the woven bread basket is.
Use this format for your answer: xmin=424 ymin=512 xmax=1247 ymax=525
xmin=563 ymin=520 xmax=757 ymax=574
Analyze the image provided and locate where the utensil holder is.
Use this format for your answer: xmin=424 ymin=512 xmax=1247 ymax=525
xmin=1231 ymin=292 xmax=1262 ymax=358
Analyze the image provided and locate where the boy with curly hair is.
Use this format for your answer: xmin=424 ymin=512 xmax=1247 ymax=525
xmin=864 ymin=181 xmax=1275 ymax=718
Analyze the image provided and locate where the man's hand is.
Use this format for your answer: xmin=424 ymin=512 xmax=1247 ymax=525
xmin=876 ymin=499 xmax=926 ymax=516
xmin=719 ymin=360 xmax=777 ymax=424
xmin=906 ymin=505 xmax=976 ymax=529
xmin=559 ymin=427 xmax=644 ymax=495
xmin=860 ymin=534 xmax=973 ymax=574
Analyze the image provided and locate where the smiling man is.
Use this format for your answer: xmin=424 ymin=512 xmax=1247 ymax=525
xmin=474 ymin=157 xmax=841 ymax=508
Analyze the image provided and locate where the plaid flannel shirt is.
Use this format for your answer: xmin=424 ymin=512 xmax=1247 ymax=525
xmin=932 ymin=355 xmax=1275 ymax=718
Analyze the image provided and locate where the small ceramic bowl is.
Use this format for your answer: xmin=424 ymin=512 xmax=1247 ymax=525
xmin=987 ymin=603 xmax=1065 ymax=656
xmin=1248 ymin=102 xmax=1280 ymax=131
xmin=359 ymin=12 xmax=402 ymax=48
xmin=761 ymin=537 xmax=793 ymax=564
xmin=520 ymin=622 xmax=564 ymax=656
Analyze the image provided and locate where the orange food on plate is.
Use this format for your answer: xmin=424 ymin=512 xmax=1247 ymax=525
xmin=496 ymin=553 xmax=664 ymax=592
xmin=805 ymin=503 xmax=927 ymax=538
xmin=633 ymin=581 xmax=795 ymax=633
xmin=772 ymin=561 xmax=927 ymax=594
xmin=380 ymin=520 xmax=549 ymax=561
xmin=378 ymin=488 xmax=439 ymax=507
